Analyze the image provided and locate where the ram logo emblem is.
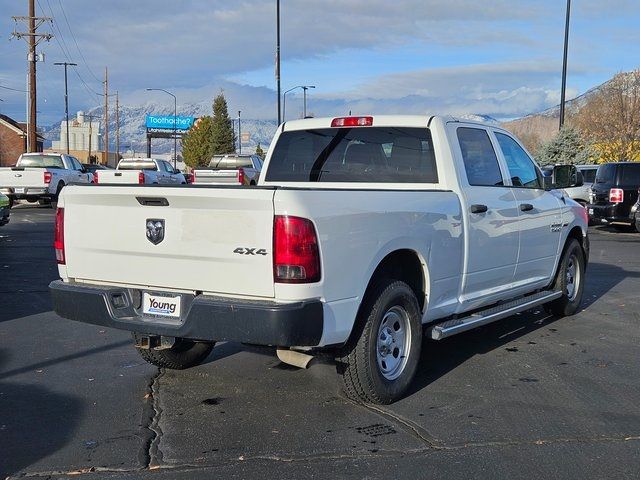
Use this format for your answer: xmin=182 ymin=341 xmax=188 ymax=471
xmin=146 ymin=219 xmax=165 ymax=245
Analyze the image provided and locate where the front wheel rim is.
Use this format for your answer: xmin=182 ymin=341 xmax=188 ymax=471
xmin=376 ymin=305 xmax=412 ymax=381
xmin=565 ymin=253 xmax=581 ymax=301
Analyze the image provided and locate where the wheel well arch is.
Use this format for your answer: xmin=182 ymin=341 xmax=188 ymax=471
xmin=362 ymin=249 xmax=428 ymax=313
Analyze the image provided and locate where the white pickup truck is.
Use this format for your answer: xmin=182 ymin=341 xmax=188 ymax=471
xmin=0 ymin=153 xmax=92 ymax=206
xmin=95 ymin=158 xmax=186 ymax=185
xmin=50 ymin=115 xmax=589 ymax=404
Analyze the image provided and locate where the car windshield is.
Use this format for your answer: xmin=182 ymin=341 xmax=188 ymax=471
xmin=17 ymin=155 xmax=64 ymax=169
xmin=265 ymin=127 xmax=438 ymax=183
xmin=118 ymin=161 xmax=157 ymax=171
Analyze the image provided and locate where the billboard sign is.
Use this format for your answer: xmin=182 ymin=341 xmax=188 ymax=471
xmin=145 ymin=115 xmax=194 ymax=131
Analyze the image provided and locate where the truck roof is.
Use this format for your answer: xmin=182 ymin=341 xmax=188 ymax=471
xmin=281 ymin=114 xmax=493 ymax=131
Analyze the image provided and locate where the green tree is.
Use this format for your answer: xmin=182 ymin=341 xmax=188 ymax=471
xmin=536 ymin=126 xmax=596 ymax=165
xmin=182 ymin=116 xmax=214 ymax=169
xmin=211 ymin=93 xmax=236 ymax=154
xmin=255 ymin=143 xmax=265 ymax=159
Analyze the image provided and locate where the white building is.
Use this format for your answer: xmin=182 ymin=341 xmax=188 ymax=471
xmin=52 ymin=111 xmax=100 ymax=152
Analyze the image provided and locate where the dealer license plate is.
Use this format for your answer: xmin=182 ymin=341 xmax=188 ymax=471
xmin=14 ymin=188 xmax=25 ymax=194
xmin=142 ymin=292 xmax=181 ymax=318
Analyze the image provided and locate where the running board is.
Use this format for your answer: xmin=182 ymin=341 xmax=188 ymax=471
xmin=429 ymin=290 xmax=563 ymax=341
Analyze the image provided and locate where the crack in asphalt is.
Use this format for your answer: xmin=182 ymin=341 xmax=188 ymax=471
xmin=10 ymin=435 xmax=640 ymax=478
xmin=138 ymin=368 xmax=165 ymax=469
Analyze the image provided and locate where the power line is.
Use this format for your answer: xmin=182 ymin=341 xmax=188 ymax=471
xmin=0 ymin=85 xmax=28 ymax=93
xmin=57 ymin=0 xmax=101 ymax=83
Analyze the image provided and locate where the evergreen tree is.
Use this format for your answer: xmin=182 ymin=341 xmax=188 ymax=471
xmin=255 ymin=143 xmax=265 ymax=159
xmin=181 ymin=116 xmax=214 ymax=169
xmin=536 ymin=126 xmax=596 ymax=165
xmin=211 ymin=93 xmax=236 ymax=154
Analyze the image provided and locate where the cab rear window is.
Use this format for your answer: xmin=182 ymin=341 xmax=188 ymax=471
xmin=265 ymin=127 xmax=438 ymax=183
xmin=118 ymin=161 xmax=157 ymax=171
xmin=17 ymin=155 xmax=64 ymax=169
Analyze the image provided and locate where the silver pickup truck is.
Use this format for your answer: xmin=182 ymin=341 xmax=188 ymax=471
xmin=96 ymin=158 xmax=186 ymax=185
xmin=193 ymin=154 xmax=262 ymax=185
xmin=0 ymin=153 xmax=93 ymax=206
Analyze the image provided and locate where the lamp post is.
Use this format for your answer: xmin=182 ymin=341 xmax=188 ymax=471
xmin=237 ymin=110 xmax=242 ymax=154
xmin=276 ymin=0 xmax=281 ymax=124
xmin=283 ymin=85 xmax=315 ymax=121
xmin=54 ymin=62 xmax=77 ymax=154
xmin=146 ymin=88 xmax=177 ymax=169
xmin=559 ymin=0 xmax=571 ymax=129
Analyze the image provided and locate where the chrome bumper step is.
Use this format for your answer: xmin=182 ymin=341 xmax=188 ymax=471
xmin=429 ymin=290 xmax=563 ymax=341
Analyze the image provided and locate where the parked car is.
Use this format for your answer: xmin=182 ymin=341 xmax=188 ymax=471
xmin=0 ymin=193 xmax=10 ymax=226
xmin=588 ymin=161 xmax=640 ymax=230
xmin=0 ymin=153 xmax=93 ymax=206
xmin=95 ymin=158 xmax=186 ymax=185
xmin=192 ymin=154 xmax=262 ymax=185
xmin=50 ymin=115 xmax=588 ymax=405
xmin=631 ymin=189 xmax=640 ymax=232
xmin=83 ymin=163 xmax=113 ymax=183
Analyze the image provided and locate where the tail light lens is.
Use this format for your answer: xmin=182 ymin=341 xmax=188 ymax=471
xmin=609 ymin=188 xmax=624 ymax=203
xmin=191 ymin=171 xmax=196 ymax=184
xmin=44 ymin=172 xmax=52 ymax=184
xmin=54 ymin=208 xmax=65 ymax=264
xmin=238 ymin=168 xmax=245 ymax=185
xmin=273 ymin=215 xmax=321 ymax=283
xmin=331 ymin=116 xmax=373 ymax=127
xmin=93 ymin=172 xmax=99 ymax=184
xmin=138 ymin=172 xmax=145 ymax=184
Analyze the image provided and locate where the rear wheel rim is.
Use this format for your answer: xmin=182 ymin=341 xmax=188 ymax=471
xmin=565 ymin=253 xmax=581 ymax=301
xmin=376 ymin=305 xmax=412 ymax=381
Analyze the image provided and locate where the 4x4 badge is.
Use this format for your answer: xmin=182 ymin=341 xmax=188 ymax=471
xmin=146 ymin=219 xmax=165 ymax=245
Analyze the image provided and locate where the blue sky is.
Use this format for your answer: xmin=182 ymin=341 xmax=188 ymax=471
xmin=0 ymin=0 xmax=638 ymax=125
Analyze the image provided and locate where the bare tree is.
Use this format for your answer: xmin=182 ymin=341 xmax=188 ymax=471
xmin=572 ymin=70 xmax=640 ymax=163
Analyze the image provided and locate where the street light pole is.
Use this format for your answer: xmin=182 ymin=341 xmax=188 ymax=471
xmin=54 ymin=62 xmax=77 ymax=154
xmin=283 ymin=85 xmax=316 ymax=121
xmin=559 ymin=0 xmax=571 ymax=129
xmin=146 ymin=88 xmax=177 ymax=169
xmin=238 ymin=110 xmax=242 ymax=155
xmin=276 ymin=0 xmax=281 ymax=124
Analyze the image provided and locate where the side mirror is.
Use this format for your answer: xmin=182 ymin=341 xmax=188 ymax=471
xmin=551 ymin=164 xmax=582 ymax=189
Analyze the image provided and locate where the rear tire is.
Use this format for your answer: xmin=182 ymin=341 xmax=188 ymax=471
xmin=545 ymin=239 xmax=585 ymax=316
xmin=339 ymin=279 xmax=422 ymax=405
xmin=133 ymin=333 xmax=214 ymax=370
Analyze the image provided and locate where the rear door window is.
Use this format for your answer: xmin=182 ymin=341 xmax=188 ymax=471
xmin=619 ymin=164 xmax=640 ymax=186
xmin=580 ymin=168 xmax=597 ymax=183
xmin=457 ymin=127 xmax=504 ymax=187
xmin=265 ymin=127 xmax=438 ymax=183
xmin=595 ymin=164 xmax=616 ymax=184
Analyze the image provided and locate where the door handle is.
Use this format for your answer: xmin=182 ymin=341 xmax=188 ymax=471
xmin=520 ymin=203 xmax=534 ymax=212
xmin=470 ymin=204 xmax=488 ymax=214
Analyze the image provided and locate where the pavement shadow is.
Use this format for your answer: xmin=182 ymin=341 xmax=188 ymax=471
xmin=581 ymin=261 xmax=640 ymax=309
xmin=0 ymin=349 xmax=83 ymax=477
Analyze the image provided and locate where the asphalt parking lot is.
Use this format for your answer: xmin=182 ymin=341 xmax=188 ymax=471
xmin=1 ymin=205 xmax=639 ymax=479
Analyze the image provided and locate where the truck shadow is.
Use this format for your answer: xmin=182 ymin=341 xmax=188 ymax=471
xmin=0 ymin=349 xmax=83 ymax=477
xmin=407 ymin=260 xmax=639 ymax=398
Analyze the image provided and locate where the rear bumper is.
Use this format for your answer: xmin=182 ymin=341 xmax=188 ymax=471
xmin=0 ymin=187 xmax=50 ymax=200
xmin=50 ymin=280 xmax=324 ymax=347
xmin=587 ymin=202 xmax=632 ymax=225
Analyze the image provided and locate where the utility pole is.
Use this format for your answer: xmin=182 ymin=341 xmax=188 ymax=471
xmin=11 ymin=0 xmax=53 ymax=152
xmin=559 ymin=0 xmax=571 ymax=129
xmin=54 ymin=62 xmax=77 ymax=153
xmin=238 ymin=110 xmax=242 ymax=154
xmin=103 ymin=67 xmax=109 ymax=166
xmin=276 ymin=0 xmax=281 ymax=124
xmin=85 ymin=114 xmax=99 ymax=163
xmin=115 ymin=91 xmax=120 ymax=161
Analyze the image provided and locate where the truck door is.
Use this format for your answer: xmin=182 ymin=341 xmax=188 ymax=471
xmin=492 ymin=131 xmax=562 ymax=288
xmin=455 ymin=126 xmax=519 ymax=309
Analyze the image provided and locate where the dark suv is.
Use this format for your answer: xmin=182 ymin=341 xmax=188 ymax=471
xmin=588 ymin=162 xmax=640 ymax=230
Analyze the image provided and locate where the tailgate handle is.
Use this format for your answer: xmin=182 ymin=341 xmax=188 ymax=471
xmin=136 ymin=197 xmax=169 ymax=206
xmin=115 ymin=172 xmax=122 ymax=176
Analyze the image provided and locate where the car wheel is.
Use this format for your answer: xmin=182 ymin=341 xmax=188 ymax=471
xmin=133 ymin=333 xmax=214 ymax=369
xmin=339 ymin=279 xmax=422 ymax=405
xmin=545 ymin=239 xmax=585 ymax=317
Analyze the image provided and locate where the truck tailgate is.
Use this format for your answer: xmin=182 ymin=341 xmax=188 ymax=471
xmin=61 ymin=185 xmax=276 ymax=297
xmin=193 ymin=170 xmax=240 ymax=184
xmin=97 ymin=170 xmax=144 ymax=184
xmin=0 ymin=169 xmax=46 ymax=187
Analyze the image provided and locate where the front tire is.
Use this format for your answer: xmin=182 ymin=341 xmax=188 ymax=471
xmin=340 ymin=280 xmax=422 ymax=405
xmin=133 ymin=333 xmax=214 ymax=370
xmin=545 ymin=239 xmax=585 ymax=316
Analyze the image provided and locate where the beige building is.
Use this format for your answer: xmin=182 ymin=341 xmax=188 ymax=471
xmin=51 ymin=111 xmax=100 ymax=157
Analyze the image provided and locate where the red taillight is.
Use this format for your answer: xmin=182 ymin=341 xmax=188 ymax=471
xmin=191 ymin=171 xmax=196 ymax=184
xmin=93 ymin=172 xmax=98 ymax=184
xmin=54 ymin=208 xmax=65 ymax=264
xmin=44 ymin=172 xmax=52 ymax=184
xmin=273 ymin=215 xmax=321 ymax=283
xmin=609 ymin=188 xmax=624 ymax=203
xmin=138 ymin=172 xmax=145 ymax=184
xmin=238 ymin=168 xmax=245 ymax=185
xmin=331 ymin=116 xmax=373 ymax=127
